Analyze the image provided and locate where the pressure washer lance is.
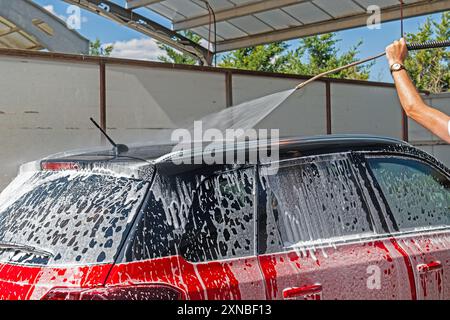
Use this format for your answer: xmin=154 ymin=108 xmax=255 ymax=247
xmin=295 ymin=40 xmax=450 ymax=90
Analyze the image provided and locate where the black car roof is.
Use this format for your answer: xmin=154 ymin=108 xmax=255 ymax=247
xmin=49 ymin=134 xmax=409 ymax=164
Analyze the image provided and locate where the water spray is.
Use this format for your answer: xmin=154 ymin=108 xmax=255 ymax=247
xmin=194 ymin=40 xmax=450 ymax=136
xmin=295 ymin=40 xmax=450 ymax=90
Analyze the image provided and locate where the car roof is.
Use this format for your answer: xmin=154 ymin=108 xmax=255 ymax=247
xmin=48 ymin=134 xmax=409 ymax=164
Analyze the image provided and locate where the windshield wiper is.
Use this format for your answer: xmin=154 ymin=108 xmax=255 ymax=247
xmin=0 ymin=242 xmax=54 ymax=257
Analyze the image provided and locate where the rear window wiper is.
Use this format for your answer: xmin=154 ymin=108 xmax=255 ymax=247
xmin=0 ymin=242 xmax=54 ymax=257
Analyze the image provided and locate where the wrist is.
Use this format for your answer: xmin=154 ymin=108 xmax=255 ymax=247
xmin=391 ymin=68 xmax=407 ymax=78
xmin=390 ymin=62 xmax=406 ymax=74
xmin=388 ymin=59 xmax=404 ymax=66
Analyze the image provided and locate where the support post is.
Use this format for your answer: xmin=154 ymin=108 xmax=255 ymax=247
xmin=99 ymin=60 xmax=107 ymax=142
xmin=402 ymin=111 xmax=409 ymax=142
xmin=225 ymin=71 xmax=233 ymax=108
xmin=326 ymin=81 xmax=332 ymax=135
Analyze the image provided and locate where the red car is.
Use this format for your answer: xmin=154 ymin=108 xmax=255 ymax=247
xmin=0 ymin=135 xmax=449 ymax=300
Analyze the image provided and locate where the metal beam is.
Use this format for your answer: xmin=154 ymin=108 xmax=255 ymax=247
xmin=63 ymin=0 xmax=213 ymax=65
xmin=0 ymin=27 xmax=20 ymax=37
xmin=126 ymin=0 xmax=163 ymax=10
xmin=174 ymin=0 xmax=304 ymax=31
xmin=0 ymin=0 xmax=89 ymax=53
xmin=215 ymin=0 xmax=450 ymax=52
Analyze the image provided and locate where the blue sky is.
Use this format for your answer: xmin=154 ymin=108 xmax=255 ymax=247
xmin=33 ymin=0 xmax=444 ymax=82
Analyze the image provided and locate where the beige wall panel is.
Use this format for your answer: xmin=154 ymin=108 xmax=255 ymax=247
xmin=331 ymin=83 xmax=403 ymax=139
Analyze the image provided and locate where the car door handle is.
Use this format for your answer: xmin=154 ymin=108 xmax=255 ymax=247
xmin=283 ymin=284 xmax=322 ymax=299
xmin=417 ymin=261 xmax=443 ymax=274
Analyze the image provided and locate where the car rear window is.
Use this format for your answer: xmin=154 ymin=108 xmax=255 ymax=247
xmin=0 ymin=170 xmax=149 ymax=266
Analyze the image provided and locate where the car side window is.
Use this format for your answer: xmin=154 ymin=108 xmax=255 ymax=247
xmin=261 ymin=155 xmax=374 ymax=251
xmin=367 ymin=156 xmax=450 ymax=231
xmin=180 ymin=168 xmax=255 ymax=263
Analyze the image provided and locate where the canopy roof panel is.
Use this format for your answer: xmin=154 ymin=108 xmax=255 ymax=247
xmin=0 ymin=16 xmax=42 ymax=50
xmin=127 ymin=0 xmax=450 ymax=52
xmin=0 ymin=0 xmax=89 ymax=53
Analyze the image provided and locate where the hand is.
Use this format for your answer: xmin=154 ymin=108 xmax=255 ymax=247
xmin=386 ymin=38 xmax=408 ymax=66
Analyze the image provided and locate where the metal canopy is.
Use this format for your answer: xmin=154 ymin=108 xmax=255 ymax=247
xmin=64 ymin=0 xmax=213 ymax=65
xmin=0 ymin=0 xmax=89 ymax=53
xmin=0 ymin=16 xmax=42 ymax=50
xmin=65 ymin=0 xmax=450 ymax=64
xmin=127 ymin=0 xmax=450 ymax=53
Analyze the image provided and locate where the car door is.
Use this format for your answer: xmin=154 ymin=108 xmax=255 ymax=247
xmin=366 ymin=154 xmax=450 ymax=300
xmin=178 ymin=167 xmax=267 ymax=300
xmin=256 ymin=153 xmax=414 ymax=300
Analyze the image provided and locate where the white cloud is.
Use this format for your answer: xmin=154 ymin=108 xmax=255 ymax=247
xmin=43 ymin=4 xmax=56 ymax=14
xmin=108 ymin=38 xmax=167 ymax=61
xmin=42 ymin=4 xmax=88 ymax=28
xmin=43 ymin=5 xmax=67 ymax=21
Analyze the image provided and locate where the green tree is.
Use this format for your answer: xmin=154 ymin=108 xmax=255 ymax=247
xmin=218 ymin=33 xmax=371 ymax=80
xmin=219 ymin=42 xmax=289 ymax=73
xmin=89 ymin=39 xmax=113 ymax=56
xmin=404 ymin=12 xmax=449 ymax=93
xmin=283 ymin=33 xmax=372 ymax=80
xmin=157 ymin=31 xmax=203 ymax=65
xmin=156 ymin=30 xmax=372 ymax=81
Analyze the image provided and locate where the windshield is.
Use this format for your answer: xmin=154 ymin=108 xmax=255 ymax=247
xmin=0 ymin=170 xmax=149 ymax=266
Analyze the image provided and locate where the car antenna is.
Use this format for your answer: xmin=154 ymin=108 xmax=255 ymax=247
xmin=90 ymin=117 xmax=129 ymax=156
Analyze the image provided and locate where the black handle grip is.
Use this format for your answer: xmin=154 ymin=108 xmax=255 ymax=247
xmin=407 ymin=40 xmax=450 ymax=51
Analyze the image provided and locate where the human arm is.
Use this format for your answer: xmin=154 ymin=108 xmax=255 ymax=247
xmin=386 ymin=38 xmax=450 ymax=143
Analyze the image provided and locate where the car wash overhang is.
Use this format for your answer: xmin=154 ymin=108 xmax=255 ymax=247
xmin=63 ymin=0 xmax=213 ymax=65
xmin=0 ymin=0 xmax=89 ymax=54
xmin=65 ymin=0 xmax=450 ymax=64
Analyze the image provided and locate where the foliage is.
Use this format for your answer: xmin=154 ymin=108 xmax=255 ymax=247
xmin=219 ymin=42 xmax=289 ymax=73
xmin=281 ymin=33 xmax=372 ymax=80
xmin=219 ymin=33 xmax=372 ymax=80
xmin=404 ymin=12 xmax=449 ymax=93
xmin=89 ymin=39 xmax=113 ymax=57
xmin=157 ymin=31 xmax=203 ymax=65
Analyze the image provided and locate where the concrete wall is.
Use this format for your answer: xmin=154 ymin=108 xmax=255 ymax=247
xmin=106 ymin=64 xmax=227 ymax=144
xmin=0 ymin=57 xmax=101 ymax=189
xmin=233 ymin=75 xmax=328 ymax=137
xmin=413 ymin=92 xmax=450 ymax=165
xmin=0 ymin=52 xmax=449 ymax=191
xmin=330 ymin=83 xmax=404 ymax=139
